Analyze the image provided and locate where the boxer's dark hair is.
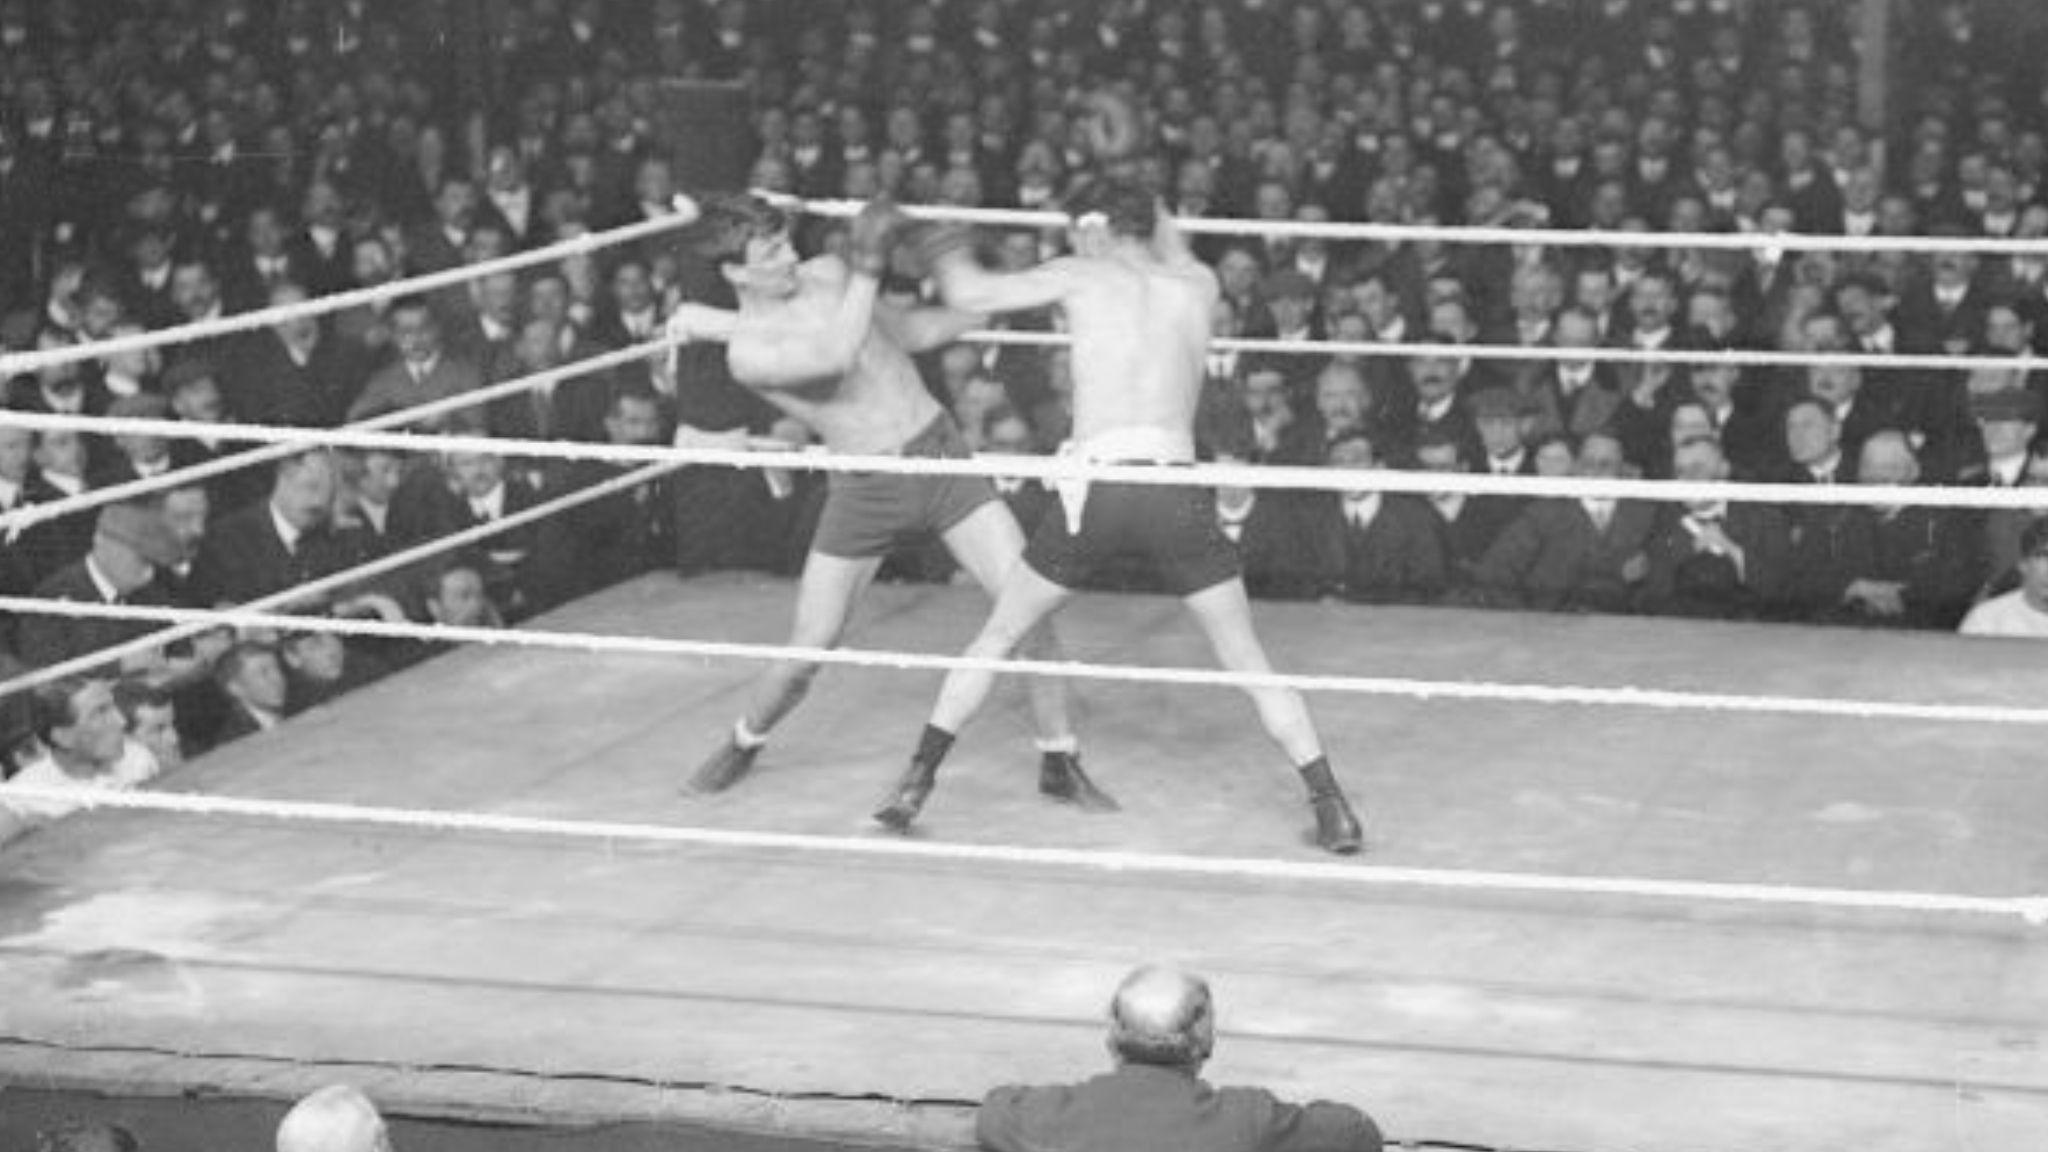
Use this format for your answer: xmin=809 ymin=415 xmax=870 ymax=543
xmin=1065 ymin=177 xmax=1157 ymax=239
xmin=689 ymin=194 xmax=791 ymax=269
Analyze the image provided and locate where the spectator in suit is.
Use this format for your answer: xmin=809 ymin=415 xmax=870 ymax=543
xmin=1525 ymin=307 xmax=1623 ymax=443
xmin=531 ymin=388 xmax=674 ymax=608
xmin=225 ymin=282 xmax=360 ymax=427
xmin=16 ymin=503 xmax=184 ymax=670
xmin=1800 ymin=312 xmax=1914 ymax=461
xmin=423 ymin=562 xmax=505 ymax=630
xmin=94 ymin=393 xmax=179 ymax=487
xmin=222 ymin=204 xmax=311 ymax=313
xmin=1686 ymin=359 xmax=1778 ymax=479
xmin=1786 ymin=431 xmax=1981 ymax=629
xmin=1314 ymin=432 xmax=1448 ymax=605
xmin=1470 ymin=387 xmax=1536 ymax=477
xmin=1292 ymin=361 xmax=1383 ymax=461
xmin=1637 ymin=436 xmax=1794 ymax=620
xmin=1960 ymin=518 xmax=2048 ymax=639
xmin=7 ymin=328 xmax=111 ymax=417
xmin=333 ymin=449 xmax=408 ymax=555
xmin=1975 ymin=439 xmax=2048 ymax=596
xmin=280 ymin=630 xmax=389 ymax=712
xmin=1777 ymin=394 xmax=1851 ymax=485
xmin=11 ymin=428 xmax=100 ymax=594
xmin=345 ymin=296 xmax=486 ymax=423
xmin=1952 ymin=387 xmax=2039 ymax=490
xmin=441 ymin=269 xmax=518 ymax=372
xmin=190 ymin=450 xmax=358 ymax=606
xmin=209 ymin=641 xmax=291 ymax=749
xmin=977 ymin=965 xmax=1382 ymax=1152
xmin=1393 ymin=352 xmax=1480 ymax=465
xmin=276 ymin=1084 xmax=395 ymax=1152
xmin=1413 ymin=430 xmax=1518 ymax=588
xmin=1468 ymin=431 xmax=1657 ymax=613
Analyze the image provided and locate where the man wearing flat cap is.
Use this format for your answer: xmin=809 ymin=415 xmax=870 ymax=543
xmin=16 ymin=502 xmax=181 ymax=669
xmin=977 ymin=966 xmax=1383 ymax=1152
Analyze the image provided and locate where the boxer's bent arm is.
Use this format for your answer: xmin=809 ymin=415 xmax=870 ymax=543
xmin=877 ymin=302 xmax=990 ymax=354
xmin=730 ymin=270 xmax=884 ymax=387
xmin=933 ymin=252 xmax=1079 ymax=316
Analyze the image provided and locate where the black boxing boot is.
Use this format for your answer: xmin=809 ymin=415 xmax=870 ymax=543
xmin=686 ymin=723 xmax=764 ymax=795
xmin=1040 ymin=750 xmax=1120 ymax=812
xmin=1299 ymin=757 xmax=1363 ymax=855
xmin=875 ymin=725 xmax=955 ymax=831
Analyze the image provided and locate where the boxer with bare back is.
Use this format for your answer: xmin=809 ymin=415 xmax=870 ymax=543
xmin=667 ymin=193 xmax=1112 ymax=814
xmin=877 ymin=177 xmax=1366 ymax=854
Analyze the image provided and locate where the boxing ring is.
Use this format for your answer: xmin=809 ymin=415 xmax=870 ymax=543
xmin=0 ymin=201 xmax=2045 ymax=1152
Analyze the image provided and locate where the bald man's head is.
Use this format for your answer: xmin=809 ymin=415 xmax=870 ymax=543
xmin=1107 ymin=966 xmax=1215 ymax=1069
xmin=1857 ymin=429 xmax=1921 ymax=487
xmin=276 ymin=1085 xmax=392 ymax=1152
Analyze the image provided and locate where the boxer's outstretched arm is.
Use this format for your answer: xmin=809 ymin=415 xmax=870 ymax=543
xmin=877 ymin=301 xmax=989 ymax=354
xmin=932 ymin=250 xmax=1079 ymax=316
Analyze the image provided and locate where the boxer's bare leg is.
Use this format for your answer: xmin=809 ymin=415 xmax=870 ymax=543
xmin=687 ymin=550 xmax=882 ymax=794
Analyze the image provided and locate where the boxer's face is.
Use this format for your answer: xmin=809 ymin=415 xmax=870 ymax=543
xmin=734 ymin=229 xmax=799 ymax=297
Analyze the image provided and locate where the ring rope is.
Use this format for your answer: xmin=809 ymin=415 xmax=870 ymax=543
xmin=970 ymin=328 xmax=2048 ymax=375
xmin=9 ymin=597 xmax=2048 ymax=729
xmin=0 ymin=211 xmax=700 ymax=379
xmin=0 ymin=460 xmax=684 ymax=700
xmin=800 ymin=198 xmax=2048 ymax=256
xmin=0 ymin=333 xmax=684 ymax=532
xmin=5 ymin=408 xmax=2045 ymax=514
xmin=5 ymin=784 xmax=2040 ymax=924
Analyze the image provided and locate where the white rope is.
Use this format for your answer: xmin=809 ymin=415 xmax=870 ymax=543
xmin=5 ymin=785 xmax=2040 ymax=924
xmin=0 ymin=335 xmax=682 ymax=531
xmin=10 ymin=598 xmax=2048 ymax=729
xmin=971 ymin=328 xmax=2048 ymax=375
xmin=0 ymin=211 xmax=699 ymax=378
xmin=5 ymin=408 xmax=2045 ymax=513
xmin=0 ymin=460 xmax=685 ymax=700
xmin=801 ymin=197 xmax=2048 ymax=256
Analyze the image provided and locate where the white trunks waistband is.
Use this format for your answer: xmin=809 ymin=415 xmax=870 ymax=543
xmin=1052 ymin=427 xmax=1198 ymax=532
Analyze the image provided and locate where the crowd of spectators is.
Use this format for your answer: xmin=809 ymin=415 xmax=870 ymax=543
xmin=4 ymin=0 xmax=2048 ymax=796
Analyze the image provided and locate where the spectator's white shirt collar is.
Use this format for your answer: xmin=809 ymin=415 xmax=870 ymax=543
xmin=0 ymin=475 xmax=19 ymax=508
xmin=1632 ymin=324 xmax=1671 ymax=349
xmin=1376 ymin=315 xmax=1407 ymax=343
xmin=1936 ymin=282 xmax=1968 ymax=308
xmin=1558 ymin=363 xmax=1595 ymax=390
xmin=1343 ymin=491 xmax=1383 ymax=527
xmin=1809 ymin=450 xmax=1842 ymax=483
xmin=270 ymin=503 xmax=304 ymax=552
xmin=43 ymin=469 xmax=84 ymax=496
xmin=1488 ymin=449 xmax=1525 ymax=475
xmin=357 ymin=497 xmax=389 ymax=534
xmin=470 ymin=483 xmax=506 ymax=520
xmin=84 ymin=555 xmax=124 ymax=603
xmin=1418 ymin=395 xmax=1455 ymax=422
xmin=1431 ymin=492 xmax=1467 ymax=519
xmin=1989 ymin=454 xmax=2028 ymax=486
xmin=408 ymin=353 xmax=441 ymax=380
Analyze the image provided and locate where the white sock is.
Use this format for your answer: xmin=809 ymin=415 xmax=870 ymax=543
xmin=1035 ymin=736 xmax=1079 ymax=756
xmin=733 ymin=719 xmax=770 ymax=750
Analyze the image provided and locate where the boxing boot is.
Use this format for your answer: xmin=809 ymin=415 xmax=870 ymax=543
xmin=685 ymin=736 xmax=759 ymax=795
xmin=873 ymin=759 xmax=939 ymax=831
xmin=1040 ymin=752 xmax=1120 ymax=812
xmin=1300 ymin=759 xmax=1364 ymax=855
